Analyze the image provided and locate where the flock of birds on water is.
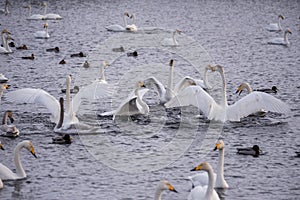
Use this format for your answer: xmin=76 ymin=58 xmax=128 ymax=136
xmin=0 ymin=1 xmax=298 ymax=199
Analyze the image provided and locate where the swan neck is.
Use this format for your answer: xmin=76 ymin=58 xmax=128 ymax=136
xmin=278 ymin=17 xmax=282 ymax=30
xmin=57 ymin=100 xmax=64 ymax=129
xmin=154 ymin=188 xmax=163 ymax=200
xmin=4 ymin=36 xmax=11 ymax=52
xmin=206 ymin=168 xmax=215 ymax=197
xmin=14 ymin=142 xmax=26 ymax=178
xmin=66 ymin=77 xmax=71 ymax=114
xmin=284 ymin=31 xmax=289 ymax=43
xmin=123 ymin=14 xmax=128 ymax=26
xmin=1 ymin=32 xmax=5 ymax=46
xmin=43 ymin=4 xmax=47 ymax=15
xmin=168 ymin=65 xmax=174 ymax=91
xmin=100 ymin=64 xmax=105 ymax=81
xmin=172 ymin=31 xmax=177 ymax=45
xmin=217 ymin=148 xmax=225 ymax=182
xmin=218 ymin=68 xmax=227 ymax=105
xmin=2 ymin=111 xmax=8 ymax=125
xmin=203 ymin=67 xmax=211 ymax=89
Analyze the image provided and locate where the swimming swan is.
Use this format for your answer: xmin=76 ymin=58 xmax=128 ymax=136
xmin=188 ymin=140 xmax=228 ymax=189
xmin=126 ymin=14 xmax=138 ymax=32
xmin=6 ymin=75 xmax=113 ymax=131
xmin=100 ymin=81 xmax=149 ymax=120
xmin=268 ymin=29 xmax=292 ymax=46
xmin=0 ymin=110 xmax=19 ymax=137
xmin=106 ymin=12 xmax=130 ymax=32
xmin=188 ymin=162 xmax=220 ymax=200
xmin=165 ymin=65 xmax=290 ymax=122
xmin=266 ymin=15 xmax=285 ymax=32
xmin=161 ymin=29 xmax=181 ymax=46
xmin=24 ymin=4 xmax=45 ymax=20
xmin=154 ymin=180 xmax=178 ymax=200
xmin=1 ymin=29 xmax=11 ymax=47
xmin=0 ymin=140 xmax=36 ymax=180
xmin=0 ymin=0 xmax=10 ymax=15
xmin=34 ymin=23 xmax=50 ymax=39
xmin=42 ymin=2 xmax=62 ymax=20
xmin=0 ymin=34 xmax=13 ymax=53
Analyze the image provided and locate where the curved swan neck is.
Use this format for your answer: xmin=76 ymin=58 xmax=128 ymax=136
xmin=278 ymin=16 xmax=282 ymax=30
xmin=206 ymin=167 xmax=215 ymax=197
xmin=100 ymin=64 xmax=105 ymax=81
xmin=168 ymin=61 xmax=174 ymax=91
xmin=172 ymin=31 xmax=178 ymax=45
xmin=2 ymin=111 xmax=9 ymax=125
xmin=284 ymin=31 xmax=289 ymax=43
xmin=243 ymin=83 xmax=253 ymax=93
xmin=203 ymin=67 xmax=211 ymax=89
xmin=154 ymin=189 xmax=163 ymax=200
xmin=123 ymin=14 xmax=128 ymax=26
xmin=215 ymin=65 xmax=227 ymax=105
xmin=56 ymin=98 xmax=64 ymax=129
xmin=65 ymin=76 xmax=71 ymax=114
xmin=14 ymin=141 xmax=26 ymax=178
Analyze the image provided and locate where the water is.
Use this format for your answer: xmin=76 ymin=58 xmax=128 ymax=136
xmin=0 ymin=0 xmax=299 ymax=199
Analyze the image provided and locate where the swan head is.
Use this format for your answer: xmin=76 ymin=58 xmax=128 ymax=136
xmin=44 ymin=23 xmax=49 ymax=29
xmin=285 ymin=29 xmax=292 ymax=34
xmin=175 ymin=29 xmax=182 ymax=34
xmin=42 ymin=1 xmax=47 ymax=7
xmin=236 ymin=82 xmax=250 ymax=95
xmin=6 ymin=110 xmax=15 ymax=123
xmin=2 ymin=29 xmax=11 ymax=35
xmin=157 ymin=180 xmax=178 ymax=193
xmin=1 ymin=84 xmax=10 ymax=90
xmin=23 ymin=140 xmax=37 ymax=158
xmin=6 ymin=35 xmax=14 ymax=41
xmin=191 ymin=162 xmax=212 ymax=172
xmin=102 ymin=61 xmax=110 ymax=68
xmin=67 ymin=75 xmax=72 ymax=84
xmin=278 ymin=15 xmax=285 ymax=20
xmin=124 ymin=12 xmax=130 ymax=17
xmin=169 ymin=59 xmax=174 ymax=67
xmin=137 ymin=81 xmax=146 ymax=88
xmin=214 ymin=139 xmax=225 ymax=151
xmin=211 ymin=64 xmax=224 ymax=74
xmin=0 ymin=142 xmax=4 ymax=150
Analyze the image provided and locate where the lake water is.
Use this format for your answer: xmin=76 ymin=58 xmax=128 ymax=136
xmin=0 ymin=0 xmax=299 ymax=199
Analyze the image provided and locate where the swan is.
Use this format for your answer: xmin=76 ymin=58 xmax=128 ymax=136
xmin=165 ymin=64 xmax=290 ymax=122
xmin=0 ymin=0 xmax=10 ymax=15
xmin=126 ymin=14 xmax=138 ymax=32
xmin=237 ymin=145 xmax=262 ymax=157
xmin=0 ymin=110 xmax=19 ymax=137
xmin=0 ymin=141 xmax=4 ymax=189
xmin=268 ymin=29 xmax=292 ymax=46
xmin=42 ymin=2 xmax=62 ymax=20
xmin=144 ymin=61 xmax=212 ymax=105
xmin=154 ymin=180 xmax=178 ymax=200
xmin=161 ymin=29 xmax=181 ymax=46
xmin=0 ymin=140 xmax=36 ymax=180
xmin=0 ymin=74 xmax=8 ymax=83
xmin=188 ymin=162 xmax=220 ymax=200
xmin=96 ymin=61 xmax=110 ymax=84
xmin=188 ymin=140 xmax=228 ymax=189
xmin=106 ymin=12 xmax=130 ymax=32
xmin=6 ymin=75 xmax=113 ymax=132
xmin=236 ymin=83 xmax=278 ymax=95
xmin=0 ymin=34 xmax=13 ymax=53
xmin=266 ymin=15 xmax=285 ymax=32
xmin=24 ymin=4 xmax=45 ymax=20
xmin=100 ymin=81 xmax=149 ymax=120
xmin=52 ymin=134 xmax=72 ymax=144
xmin=34 ymin=23 xmax=50 ymax=39
xmin=1 ymin=29 xmax=11 ymax=47
xmin=0 ymin=84 xmax=9 ymax=105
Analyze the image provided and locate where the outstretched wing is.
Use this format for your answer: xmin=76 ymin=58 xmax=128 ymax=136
xmin=6 ymin=88 xmax=59 ymax=122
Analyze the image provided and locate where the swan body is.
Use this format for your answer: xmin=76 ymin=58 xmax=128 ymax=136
xmin=100 ymin=81 xmax=149 ymax=120
xmin=106 ymin=12 xmax=130 ymax=32
xmin=0 ymin=110 xmax=19 ymax=137
xmin=6 ymin=75 xmax=113 ymax=132
xmin=237 ymin=145 xmax=262 ymax=157
xmin=126 ymin=14 xmax=138 ymax=32
xmin=24 ymin=5 xmax=45 ymax=20
xmin=42 ymin=2 xmax=62 ymax=20
xmin=161 ymin=29 xmax=181 ymax=46
xmin=268 ymin=29 xmax=292 ymax=46
xmin=188 ymin=162 xmax=220 ymax=200
xmin=0 ymin=34 xmax=13 ymax=53
xmin=0 ymin=140 xmax=36 ymax=180
xmin=266 ymin=15 xmax=284 ymax=32
xmin=155 ymin=180 xmax=178 ymax=200
xmin=0 ymin=74 xmax=8 ymax=83
xmin=165 ymin=65 xmax=290 ymax=122
xmin=0 ymin=142 xmax=4 ymax=189
xmin=34 ymin=23 xmax=50 ymax=38
xmin=189 ymin=140 xmax=228 ymax=189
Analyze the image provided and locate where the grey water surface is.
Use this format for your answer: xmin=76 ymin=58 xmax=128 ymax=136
xmin=0 ymin=0 xmax=299 ymax=199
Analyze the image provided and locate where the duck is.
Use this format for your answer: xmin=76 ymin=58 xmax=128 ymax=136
xmin=0 ymin=140 xmax=37 ymax=180
xmin=82 ymin=60 xmax=90 ymax=68
xmin=188 ymin=162 xmax=220 ymax=200
xmin=46 ymin=47 xmax=59 ymax=53
xmin=0 ymin=74 xmax=8 ymax=83
xmin=266 ymin=15 xmax=285 ymax=32
xmin=59 ymin=59 xmax=66 ymax=64
xmin=237 ymin=145 xmax=262 ymax=157
xmin=100 ymin=81 xmax=149 ymax=120
xmin=0 ymin=110 xmax=20 ymax=137
xmin=34 ymin=23 xmax=50 ymax=39
xmin=112 ymin=46 xmax=125 ymax=52
xmin=8 ymin=41 xmax=15 ymax=47
xmin=61 ymin=85 xmax=79 ymax=94
xmin=268 ymin=28 xmax=292 ymax=46
xmin=21 ymin=53 xmax=35 ymax=60
xmin=188 ymin=140 xmax=228 ymax=189
xmin=154 ymin=180 xmax=178 ymax=200
xmin=127 ymin=51 xmax=138 ymax=57
xmin=70 ymin=52 xmax=86 ymax=57
xmin=52 ymin=134 xmax=72 ymax=144
xmin=16 ymin=45 xmax=28 ymax=50
xmin=165 ymin=64 xmax=290 ymax=122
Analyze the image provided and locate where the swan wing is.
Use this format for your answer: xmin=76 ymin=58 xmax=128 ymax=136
xmin=227 ymin=91 xmax=290 ymax=121
xmin=0 ymin=163 xmax=16 ymax=180
xmin=144 ymin=77 xmax=166 ymax=98
xmin=165 ymin=86 xmax=216 ymax=117
xmin=6 ymin=88 xmax=60 ymax=122
xmin=187 ymin=185 xmax=207 ymax=200
xmin=72 ymin=82 xmax=114 ymax=113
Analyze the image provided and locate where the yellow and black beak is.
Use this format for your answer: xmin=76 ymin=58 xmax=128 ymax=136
xmin=191 ymin=164 xmax=202 ymax=171
xmin=214 ymin=143 xmax=221 ymax=151
xmin=4 ymin=84 xmax=10 ymax=89
xmin=0 ymin=144 xmax=4 ymax=150
xmin=235 ymin=85 xmax=243 ymax=95
xmin=30 ymin=146 xmax=37 ymax=158
xmin=168 ymin=183 xmax=178 ymax=193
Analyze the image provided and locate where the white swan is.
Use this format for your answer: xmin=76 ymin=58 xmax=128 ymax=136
xmin=106 ymin=12 xmax=130 ymax=32
xmin=0 ymin=84 xmax=9 ymax=105
xmin=126 ymin=14 xmax=138 ymax=32
xmin=0 ymin=34 xmax=13 ymax=53
xmin=188 ymin=162 xmax=220 ymax=200
xmin=0 ymin=141 xmax=4 ymax=189
xmin=42 ymin=2 xmax=62 ymax=20
xmin=266 ymin=15 xmax=285 ymax=32
xmin=165 ymin=64 xmax=290 ymax=122
xmin=34 ymin=23 xmax=50 ymax=39
xmin=0 ymin=110 xmax=19 ymax=137
xmin=0 ymin=0 xmax=10 ymax=15
xmin=1 ymin=29 xmax=11 ymax=47
xmin=268 ymin=29 xmax=292 ymax=46
xmin=24 ymin=4 xmax=45 ymax=20
xmin=188 ymin=140 xmax=228 ymax=189
xmin=100 ymin=81 xmax=149 ymax=120
xmin=6 ymin=75 xmax=113 ymax=132
xmin=161 ymin=29 xmax=181 ymax=46
xmin=0 ymin=74 xmax=8 ymax=83
xmin=154 ymin=180 xmax=178 ymax=200
xmin=0 ymin=140 xmax=36 ymax=180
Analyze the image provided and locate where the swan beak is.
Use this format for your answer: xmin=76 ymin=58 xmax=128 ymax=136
xmin=167 ymin=183 xmax=178 ymax=193
xmin=4 ymin=84 xmax=10 ymax=89
xmin=191 ymin=164 xmax=202 ymax=171
xmin=214 ymin=143 xmax=221 ymax=151
xmin=124 ymin=12 xmax=130 ymax=17
xmin=0 ymin=144 xmax=4 ymax=150
xmin=169 ymin=59 xmax=174 ymax=66
xmin=30 ymin=146 xmax=37 ymax=158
